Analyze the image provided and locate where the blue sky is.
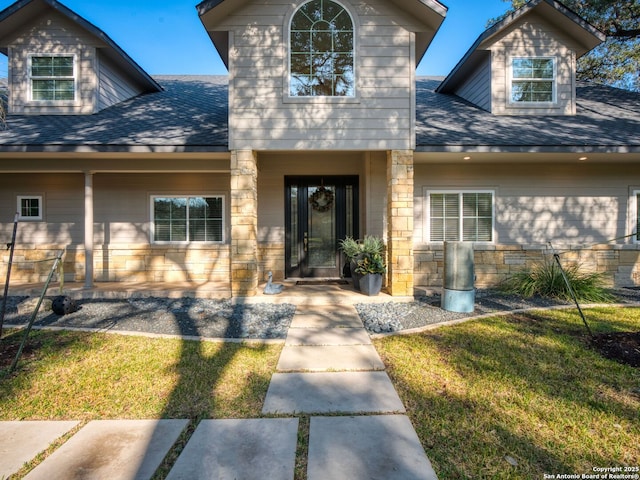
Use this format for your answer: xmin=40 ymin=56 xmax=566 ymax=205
xmin=0 ymin=0 xmax=511 ymax=77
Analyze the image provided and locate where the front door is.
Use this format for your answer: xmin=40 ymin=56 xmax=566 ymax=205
xmin=285 ymin=176 xmax=359 ymax=278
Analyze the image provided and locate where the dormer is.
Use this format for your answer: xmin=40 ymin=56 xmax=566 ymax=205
xmin=0 ymin=0 xmax=161 ymax=115
xmin=436 ymin=0 xmax=605 ymax=116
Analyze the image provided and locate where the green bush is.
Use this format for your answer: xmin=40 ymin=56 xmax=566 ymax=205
xmin=499 ymin=258 xmax=617 ymax=303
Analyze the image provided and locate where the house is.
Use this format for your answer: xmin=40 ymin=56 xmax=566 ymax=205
xmin=0 ymin=0 xmax=638 ymax=298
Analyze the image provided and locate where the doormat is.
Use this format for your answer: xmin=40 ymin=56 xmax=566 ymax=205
xmin=296 ymin=279 xmax=349 ymax=286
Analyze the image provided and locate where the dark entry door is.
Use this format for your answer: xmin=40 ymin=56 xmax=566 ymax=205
xmin=285 ymin=176 xmax=359 ymax=278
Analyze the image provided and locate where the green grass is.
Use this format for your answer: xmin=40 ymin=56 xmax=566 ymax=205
xmin=2 ymin=308 xmax=639 ymax=479
xmin=0 ymin=329 xmax=282 ymax=420
xmin=375 ymin=307 xmax=640 ymax=479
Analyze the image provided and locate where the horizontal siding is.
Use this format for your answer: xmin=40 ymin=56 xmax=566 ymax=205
xmin=97 ymin=52 xmax=144 ymax=111
xmin=6 ymin=11 xmax=100 ymax=115
xmin=0 ymin=173 xmax=230 ymax=246
xmin=218 ymin=0 xmax=416 ymax=150
xmin=487 ymin=11 xmax=576 ymax=115
xmin=256 ymin=152 xmax=368 ymax=241
xmin=0 ymin=173 xmax=84 ymax=244
xmin=455 ymin=55 xmax=491 ymax=111
xmin=414 ymin=162 xmax=637 ymax=246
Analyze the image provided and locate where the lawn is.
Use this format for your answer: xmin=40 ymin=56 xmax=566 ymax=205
xmin=374 ymin=307 xmax=640 ymax=479
xmin=0 ymin=330 xmax=282 ymax=420
xmin=1 ymin=307 xmax=639 ymax=480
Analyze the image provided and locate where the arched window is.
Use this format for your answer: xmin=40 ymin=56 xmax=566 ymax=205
xmin=290 ymin=0 xmax=354 ymax=97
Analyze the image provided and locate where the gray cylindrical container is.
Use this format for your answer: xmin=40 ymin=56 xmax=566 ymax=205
xmin=441 ymin=241 xmax=475 ymax=313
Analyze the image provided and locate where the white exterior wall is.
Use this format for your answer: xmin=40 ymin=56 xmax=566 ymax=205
xmin=485 ymin=11 xmax=578 ymax=116
xmin=218 ymin=0 xmax=418 ymax=151
xmin=414 ymin=162 xmax=638 ymax=248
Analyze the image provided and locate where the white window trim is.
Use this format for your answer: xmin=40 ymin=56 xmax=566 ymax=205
xmin=508 ymin=56 xmax=557 ymax=106
xmin=425 ymin=189 xmax=495 ymax=244
xmin=150 ymin=194 xmax=225 ymax=244
xmin=284 ymin=0 xmax=359 ymax=102
xmin=28 ymin=53 xmax=77 ymax=103
xmin=17 ymin=195 xmax=43 ymax=221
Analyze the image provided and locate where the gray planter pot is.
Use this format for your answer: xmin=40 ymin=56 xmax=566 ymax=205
xmin=359 ymin=273 xmax=383 ymax=296
xmin=350 ymin=257 xmax=363 ymax=290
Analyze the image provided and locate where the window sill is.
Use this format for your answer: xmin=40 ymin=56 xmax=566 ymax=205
xmin=283 ymin=95 xmax=361 ymax=105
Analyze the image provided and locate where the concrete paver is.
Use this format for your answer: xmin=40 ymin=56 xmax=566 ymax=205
xmin=166 ymin=418 xmax=298 ymax=480
xmin=290 ymin=312 xmax=363 ymax=328
xmin=285 ymin=327 xmax=371 ymax=346
xmin=277 ymin=344 xmax=385 ymax=371
xmin=307 ymin=415 xmax=438 ymax=480
xmin=24 ymin=419 xmax=188 ymax=480
xmin=0 ymin=421 xmax=79 ymax=478
xmin=262 ymin=371 xmax=406 ymax=414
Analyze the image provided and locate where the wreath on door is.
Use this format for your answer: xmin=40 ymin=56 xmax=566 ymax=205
xmin=310 ymin=186 xmax=334 ymax=212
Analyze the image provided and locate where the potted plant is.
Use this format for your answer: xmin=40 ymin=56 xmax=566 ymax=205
xmin=339 ymin=236 xmax=363 ymax=286
xmin=355 ymin=251 xmax=386 ymax=296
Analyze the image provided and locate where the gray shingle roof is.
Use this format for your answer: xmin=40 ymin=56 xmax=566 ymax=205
xmin=416 ymin=78 xmax=640 ymax=153
xmin=0 ymin=76 xmax=228 ymax=152
xmin=1 ymin=75 xmax=638 ymax=154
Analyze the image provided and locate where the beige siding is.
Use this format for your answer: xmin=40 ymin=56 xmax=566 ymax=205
xmin=414 ymin=162 xmax=637 ymax=247
xmin=6 ymin=11 xmax=102 ymax=115
xmin=0 ymin=173 xmax=85 ymax=244
xmin=455 ymin=55 xmax=491 ymax=111
xmin=484 ymin=11 xmax=578 ymax=115
xmin=93 ymin=173 xmax=231 ymax=244
xmin=97 ymin=52 xmax=145 ymax=111
xmin=218 ymin=0 xmax=418 ymax=151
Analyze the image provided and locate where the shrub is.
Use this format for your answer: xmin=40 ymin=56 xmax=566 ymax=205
xmin=499 ymin=258 xmax=616 ymax=303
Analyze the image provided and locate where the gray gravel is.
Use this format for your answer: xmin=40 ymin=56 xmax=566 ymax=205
xmin=1 ymin=297 xmax=296 ymax=339
xmin=356 ymin=287 xmax=640 ymax=334
xmin=2 ymin=288 xmax=640 ymax=338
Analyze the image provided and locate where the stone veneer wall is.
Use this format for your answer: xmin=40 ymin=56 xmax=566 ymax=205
xmin=0 ymin=244 xmax=231 ymax=284
xmin=414 ymin=244 xmax=640 ymax=288
xmin=258 ymin=242 xmax=285 ymax=284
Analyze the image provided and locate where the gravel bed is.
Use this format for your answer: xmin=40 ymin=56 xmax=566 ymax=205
xmin=2 ymin=288 xmax=640 ymax=338
xmin=356 ymin=288 xmax=640 ymax=334
xmin=1 ymin=297 xmax=296 ymax=339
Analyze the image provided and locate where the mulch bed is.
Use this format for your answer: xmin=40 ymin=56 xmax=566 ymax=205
xmin=591 ymin=331 xmax=640 ymax=367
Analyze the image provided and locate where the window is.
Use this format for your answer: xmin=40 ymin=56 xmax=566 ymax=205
xmin=510 ymin=57 xmax=555 ymax=103
xmin=152 ymin=196 xmax=224 ymax=243
xmin=290 ymin=0 xmax=354 ymax=97
xmin=428 ymin=191 xmax=494 ymax=242
xmin=17 ymin=195 xmax=43 ymax=220
xmin=29 ymin=55 xmax=75 ymax=101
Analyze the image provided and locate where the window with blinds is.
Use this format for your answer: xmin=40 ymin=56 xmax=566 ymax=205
xmin=428 ymin=191 xmax=493 ymax=242
xmin=152 ymin=196 xmax=224 ymax=243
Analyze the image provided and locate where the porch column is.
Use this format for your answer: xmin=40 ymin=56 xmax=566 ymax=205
xmin=84 ymin=171 xmax=94 ymax=289
xmin=230 ymin=149 xmax=259 ymax=296
xmin=386 ymin=150 xmax=414 ymax=297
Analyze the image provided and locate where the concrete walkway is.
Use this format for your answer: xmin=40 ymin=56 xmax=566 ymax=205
xmin=0 ymin=303 xmax=438 ymax=479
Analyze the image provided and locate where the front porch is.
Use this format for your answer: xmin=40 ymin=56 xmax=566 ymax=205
xmin=4 ymin=279 xmax=414 ymax=306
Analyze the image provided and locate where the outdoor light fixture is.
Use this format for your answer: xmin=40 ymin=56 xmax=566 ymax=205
xmin=578 ymin=156 xmax=588 ymax=161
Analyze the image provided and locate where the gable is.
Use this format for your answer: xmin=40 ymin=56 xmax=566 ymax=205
xmin=0 ymin=0 xmax=161 ymax=115
xmin=436 ymin=0 xmax=605 ymax=116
